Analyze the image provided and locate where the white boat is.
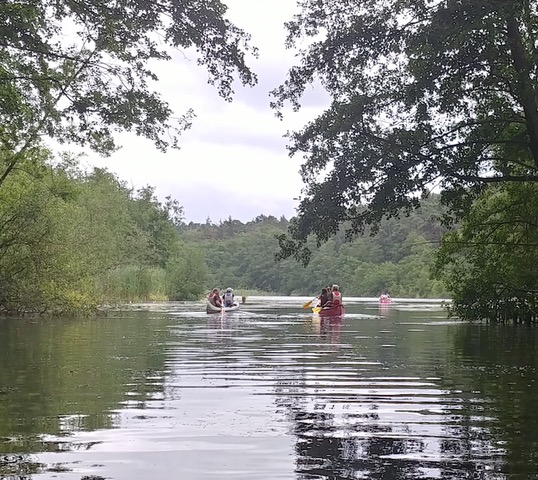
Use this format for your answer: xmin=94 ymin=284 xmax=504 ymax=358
xmin=206 ymin=302 xmax=240 ymax=314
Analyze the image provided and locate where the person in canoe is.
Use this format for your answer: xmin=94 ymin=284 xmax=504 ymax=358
xmin=379 ymin=291 xmax=392 ymax=303
xmin=318 ymin=287 xmax=331 ymax=307
xmin=208 ymin=288 xmax=222 ymax=308
xmin=326 ymin=284 xmax=342 ymax=307
xmin=222 ymin=287 xmax=235 ymax=307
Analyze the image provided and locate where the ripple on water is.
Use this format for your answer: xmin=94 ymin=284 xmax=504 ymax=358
xmin=1 ymin=299 xmax=534 ymax=479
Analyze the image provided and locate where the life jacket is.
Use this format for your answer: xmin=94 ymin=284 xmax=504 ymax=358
xmin=332 ymin=291 xmax=342 ymax=306
xmin=224 ymin=292 xmax=234 ymax=305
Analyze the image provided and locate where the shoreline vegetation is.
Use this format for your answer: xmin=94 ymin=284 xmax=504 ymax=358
xmin=0 ymin=152 xmax=532 ymax=324
xmin=0 ymin=154 xmax=449 ymax=316
xmin=1 ymin=152 xmax=527 ymax=324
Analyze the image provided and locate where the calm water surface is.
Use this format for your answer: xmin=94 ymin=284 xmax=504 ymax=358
xmin=1 ymin=297 xmax=537 ymax=479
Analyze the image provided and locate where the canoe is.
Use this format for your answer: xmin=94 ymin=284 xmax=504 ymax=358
xmin=379 ymin=296 xmax=392 ymax=304
xmin=312 ymin=304 xmax=345 ymax=316
xmin=206 ymin=302 xmax=240 ymax=314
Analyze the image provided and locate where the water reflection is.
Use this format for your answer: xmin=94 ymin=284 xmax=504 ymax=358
xmin=379 ymin=302 xmax=391 ymax=317
xmin=307 ymin=315 xmax=343 ymax=345
xmin=0 ymin=299 xmax=536 ymax=479
xmin=0 ymin=314 xmax=171 ymax=449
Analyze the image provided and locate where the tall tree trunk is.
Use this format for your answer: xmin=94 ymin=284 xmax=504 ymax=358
xmin=506 ymin=14 xmax=538 ymax=168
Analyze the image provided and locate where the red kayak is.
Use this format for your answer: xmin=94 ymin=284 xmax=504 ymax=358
xmin=313 ymin=304 xmax=345 ymax=316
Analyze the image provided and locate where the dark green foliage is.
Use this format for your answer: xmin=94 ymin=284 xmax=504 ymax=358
xmin=434 ymin=182 xmax=538 ymax=322
xmin=272 ymin=0 xmax=538 ymax=262
xmin=181 ymin=200 xmax=450 ymax=298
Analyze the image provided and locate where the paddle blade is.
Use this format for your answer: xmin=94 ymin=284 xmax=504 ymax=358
xmin=303 ymin=299 xmax=314 ymax=309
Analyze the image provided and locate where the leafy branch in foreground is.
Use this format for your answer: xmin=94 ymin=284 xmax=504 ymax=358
xmin=0 ymin=0 xmax=257 ymax=186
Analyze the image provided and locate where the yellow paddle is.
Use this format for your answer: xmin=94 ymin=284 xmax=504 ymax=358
xmin=302 ymin=296 xmax=318 ymax=309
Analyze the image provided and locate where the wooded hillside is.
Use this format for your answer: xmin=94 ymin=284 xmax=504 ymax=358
xmin=181 ymin=195 xmax=450 ymax=298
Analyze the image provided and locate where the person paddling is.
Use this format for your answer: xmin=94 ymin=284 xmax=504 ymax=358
xmin=318 ymin=287 xmax=330 ymax=307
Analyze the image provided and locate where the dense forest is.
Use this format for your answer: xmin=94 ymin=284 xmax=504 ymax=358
xmin=181 ymin=196 xmax=450 ymax=298
xmin=0 ymin=149 xmax=449 ymax=315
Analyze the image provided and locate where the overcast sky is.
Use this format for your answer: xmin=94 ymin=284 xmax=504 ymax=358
xmin=79 ymin=0 xmax=329 ymax=224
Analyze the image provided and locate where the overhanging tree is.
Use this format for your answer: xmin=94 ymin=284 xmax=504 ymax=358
xmin=272 ymin=0 xmax=538 ymax=263
xmin=434 ymin=181 xmax=538 ymax=322
xmin=0 ymin=0 xmax=256 ymax=185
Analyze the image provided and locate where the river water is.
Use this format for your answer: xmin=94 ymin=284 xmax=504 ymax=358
xmin=0 ymin=296 xmax=537 ymax=479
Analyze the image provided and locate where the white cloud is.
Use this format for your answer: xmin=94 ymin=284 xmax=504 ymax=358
xmin=73 ymin=0 xmax=330 ymax=223
xmin=164 ymin=183 xmax=299 ymax=224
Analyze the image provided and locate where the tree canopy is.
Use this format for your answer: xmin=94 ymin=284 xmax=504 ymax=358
xmin=272 ymin=0 xmax=538 ymax=263
xmin=0 ymin=0 xmax=256 ymax=185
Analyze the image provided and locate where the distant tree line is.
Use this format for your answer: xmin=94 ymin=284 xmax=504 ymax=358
xmin=180 ymin=195 xmax=450 ymax=299
xmin=6 ymin=146 xmax=537 ymax=324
